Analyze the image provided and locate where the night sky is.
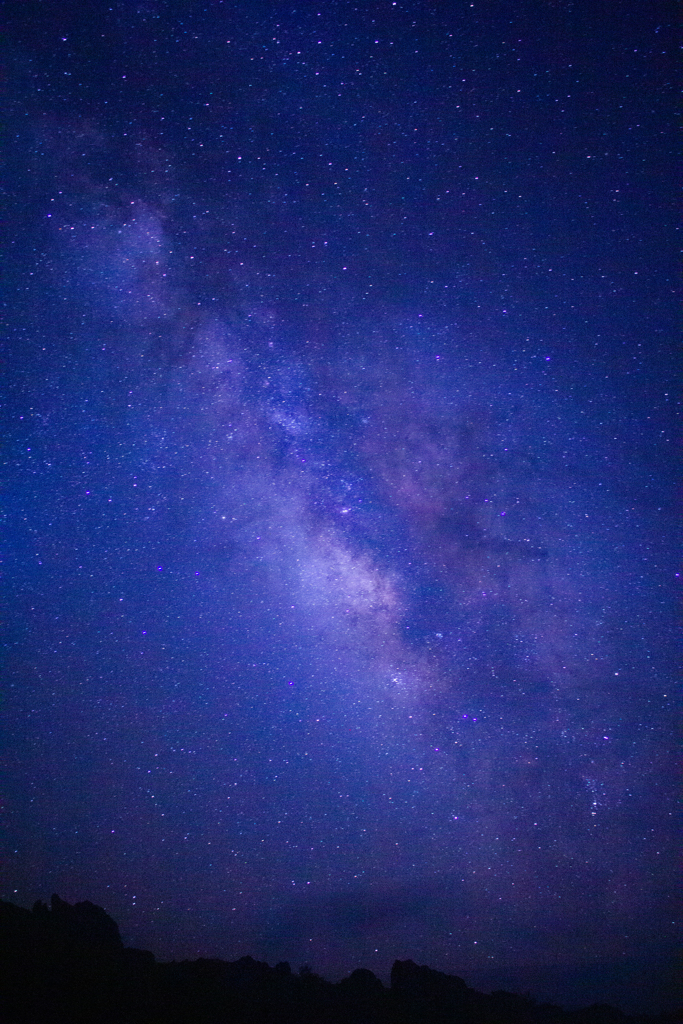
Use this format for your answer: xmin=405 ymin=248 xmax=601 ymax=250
xmin=3 ymin=0 xmax=679 ymax=1012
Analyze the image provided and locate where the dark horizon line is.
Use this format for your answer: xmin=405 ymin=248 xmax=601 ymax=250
xmin=1 ymin=893 xmax=679 ymax=1021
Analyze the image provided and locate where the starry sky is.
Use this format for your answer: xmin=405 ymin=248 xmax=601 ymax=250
xmin=3 ymin=0 xmax=679 ymax=1012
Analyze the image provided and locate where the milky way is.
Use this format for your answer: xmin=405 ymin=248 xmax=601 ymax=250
xmin=4 ymin=0 xmax=678 ymax=1011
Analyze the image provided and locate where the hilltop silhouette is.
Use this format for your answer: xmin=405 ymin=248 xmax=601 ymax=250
xmin=0 ymin=896 xmax=678 ymax=1024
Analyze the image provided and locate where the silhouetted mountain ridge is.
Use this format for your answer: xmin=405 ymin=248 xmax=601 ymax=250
xmin=0 ymin=896 xmax=678 ymax=1024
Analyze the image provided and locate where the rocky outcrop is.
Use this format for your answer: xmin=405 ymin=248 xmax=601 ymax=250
xmin=0 ymin=896 xmax=677 ymax=1024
